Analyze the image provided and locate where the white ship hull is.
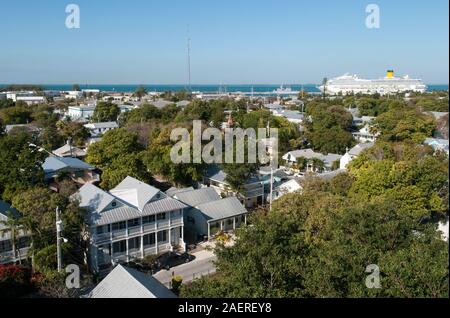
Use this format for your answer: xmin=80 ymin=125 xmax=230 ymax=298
xmin=320 ymin=73 xmax=427 ymax=95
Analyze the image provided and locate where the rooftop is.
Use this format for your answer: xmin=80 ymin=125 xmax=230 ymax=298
xmin=88 ymin=264 xmax=176 ymax=298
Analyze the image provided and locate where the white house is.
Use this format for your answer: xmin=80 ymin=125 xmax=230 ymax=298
xmin=352 ymin=124 xmax=379 ymax=143
xmin=74 ymin=177 xmax=188 ymax=274
xmin=67 ymin=104 xmax=96 ymax=120
xmin=6 ymin=92 xmax=46 ymax=105
xmin=340 ymin=142 xmax=375 ymax=170
xmin=282 ymin=149 xmax=342 ymax=173
xmin=64 ymin=91 xmax=83 ymax=99
xmin=0 ymin=201 xmax=30 ymax=265
xmin=272 ymin=179 xmax=302 ymax=201
xmin=272 ymin=109 xmax=304 ymax=125
xmin=84 ymin=122 xmax=119 ymax=137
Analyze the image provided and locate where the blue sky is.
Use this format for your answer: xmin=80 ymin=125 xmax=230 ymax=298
xmin=0 ymin=0 xmax=448 ymax=84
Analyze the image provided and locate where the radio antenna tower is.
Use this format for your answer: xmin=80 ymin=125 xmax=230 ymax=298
xmin=187 ymin=25 xmax=192 ymax=92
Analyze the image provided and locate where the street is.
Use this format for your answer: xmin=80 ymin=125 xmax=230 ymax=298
xmin=153 ymin=250 xmax=217 ymax=286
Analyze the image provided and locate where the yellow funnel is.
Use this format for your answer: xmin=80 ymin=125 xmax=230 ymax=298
xmin=386 ymin=70 xmax=394 ymax=78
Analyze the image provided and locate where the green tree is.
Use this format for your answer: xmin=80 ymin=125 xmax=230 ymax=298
xmin=86 ymin=128 xmax=143 ymax=169
xmin=93 ymin=102 xmax=120 ymax=122
xmin=0 ymin=106 xmax=33 ymax=125
xmin=134 ymin=86 xmax=148 ymax=100
xmin=0 ymin=131 xmax=45 ymax=201
xmin=100 ymin=152 xmax=153 ymax=189
xmin=72 ymin=84 xmax=81 ymax=91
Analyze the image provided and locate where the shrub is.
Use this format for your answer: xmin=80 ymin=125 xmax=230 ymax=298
xmin=0 ymin=264 xmax=33 ymax=298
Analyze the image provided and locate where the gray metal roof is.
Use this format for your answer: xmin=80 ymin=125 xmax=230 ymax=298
xmin=165 ymin=187 xmax=195 ymax=197
xmin=88 ymin=265 xmax=176 ymax=298
xmin=348 ymin=142 xmax=375 ymax=156
xmin=86 ymin=196 xmax=187 ymax=226
xmin=196 ymin=197 xmax=247 ymax=222
xmin=75 ymin=178 xmax=189 ymax=226
xmin=173 ymin=188 xmax=221 ymax=207
xmin=283 ymin=149 xmax=342 ymax=167
xmin=75 ymin=183 xmax=117 ymax=213
xmin=52 ymin=143 xmax=86 ymax=158
xmin=110 ymin=176 xmax=161 ymax=212
xmin=206 ymin=166 xmax=228 ymax=183
xmin=84 ymin=122 xmax=118 ymax=129
xmin=42 ymin=156 xmax=94 ymax=176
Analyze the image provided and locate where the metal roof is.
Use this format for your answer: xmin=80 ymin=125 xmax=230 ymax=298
xmin=173 ymin=188 xmax=221 ymax=207
xmin=165 ymin=187 xmax=195 ymax=197
xmin=87 ymin=196 xmax=187 ymax=226
xmin=88 ymin=264 xmax=176 ymax=298
xmin=196 ymin=197 xmax=247 ymax=222
xmin=84 ymin=122 xmax=118 ymax=129
xmin=42 ymin=156 xmax=94 ymax=176
xmin=348 ymin=142 xmax=375 ymax=156
xmin=110 ymin=176 xmax=161 ymax=212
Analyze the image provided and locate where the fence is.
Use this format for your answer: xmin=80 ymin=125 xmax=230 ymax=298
xmin=163 ymin=268 xmax=217 ymax=289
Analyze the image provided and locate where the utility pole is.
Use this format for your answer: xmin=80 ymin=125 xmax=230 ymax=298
xmin=56 ymin=206 xmax=63 ymax=273
xmin=268 ymin=121 xmax=274 ymax=211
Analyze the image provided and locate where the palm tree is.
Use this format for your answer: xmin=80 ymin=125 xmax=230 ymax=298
xmin=322 ymin=78 xmax=328 ymax=98
xmin=19 ymin=216 xmax=39 ymax=272
xmin=0 ymin=211 xmax=22 ymax=264
xmin=310 ymin=158 xmax=325 ymax=173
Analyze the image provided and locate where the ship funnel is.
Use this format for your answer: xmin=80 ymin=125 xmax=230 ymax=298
xmin=386 ymin=70 xmax=394 ymax=78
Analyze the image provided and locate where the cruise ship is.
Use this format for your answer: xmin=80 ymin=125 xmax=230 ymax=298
xmin=319 ymin=70 xmax=427 ymax=95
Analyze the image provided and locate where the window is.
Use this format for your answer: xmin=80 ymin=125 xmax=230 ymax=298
xmin=112 ymin=240 xmax=126 ymax=254
xmin=96 ymin=225 xmax=111 ymax=235
xmin=157 ymin=213 xmax=166 ymax=221
xmin=143 ymin=233 xmax=156 ymax=247
xmin=127 ymin=218 xmax=140 ymax=228
xmin=143 ymin=215 xmax=155 ymax=224
xmin=111 ymin=201 xmax=117 ymax=207
xmin=128 ymin=237 xmax=140 ymax=250
xmin=112 ymin=221 xmax=126 ymax=231
xmin=157 ymin=230 xmax=167 ymax=242
xmin=96 ymin=226 xmax=104 ymax=235
xmin=227 ymin=219 xmax=233 ymax=226
xmin=0 ymin=240 xmax=12 ymax=253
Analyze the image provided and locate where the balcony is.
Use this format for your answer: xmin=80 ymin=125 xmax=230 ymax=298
xmin=111 ymin=229 xmax=127 ymax=239
xmin=157 ymin=220 xmax=170 ymax=229
xmin=170 ymin=217 xmax=183 ymax=227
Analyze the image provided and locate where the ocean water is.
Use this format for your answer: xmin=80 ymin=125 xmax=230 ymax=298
xmin=0 ymin=84 xmax=448 ymax=93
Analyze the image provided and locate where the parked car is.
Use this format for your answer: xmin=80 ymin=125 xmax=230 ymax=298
xmin=152 ymin=252 xmax=195 ymax=271
xmin=123 ymin=252 xmax=196 ymax=274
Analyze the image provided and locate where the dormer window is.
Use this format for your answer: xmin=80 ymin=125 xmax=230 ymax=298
xmin=111 ymin=201 xmax=117 ymax=207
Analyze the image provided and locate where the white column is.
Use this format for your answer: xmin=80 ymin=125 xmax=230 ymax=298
xmin=244 ymin=214 xmax=247 ymax=225
xmin=233 ymin=217 xmax=236 ymax=230
xmin=155 ymin=231 xmax=159 ymax=254
xmin=207 ymin=223 xmax=211 ymax=239
xmin=140 ymin=218 xmax=144 ymax=258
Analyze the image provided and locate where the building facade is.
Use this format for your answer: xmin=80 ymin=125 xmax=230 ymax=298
xmin=74 ymin=177 xmax=188 ymax=274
